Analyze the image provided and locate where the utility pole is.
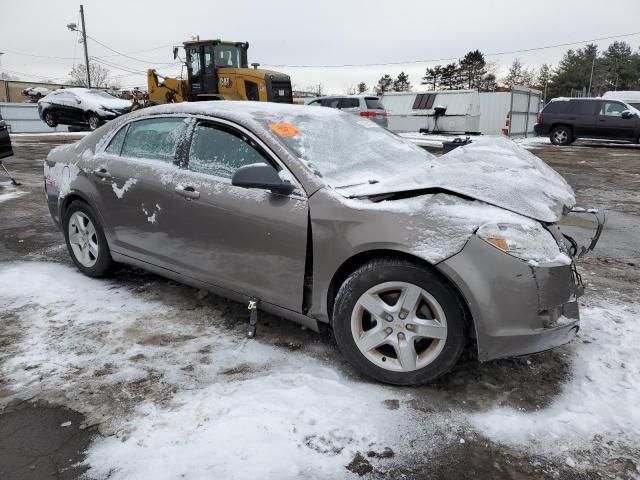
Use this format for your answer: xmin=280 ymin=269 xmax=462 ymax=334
xmin=587 ymin=50 xmax=596 ymax=97
xmin=80 ymin=5 xmax=91 ymax=88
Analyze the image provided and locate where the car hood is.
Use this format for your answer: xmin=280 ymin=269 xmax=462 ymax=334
xmin=341 ymin=137 xmax=575 ymax=223
xmin=91 ymin=97 xmax=131 ymax=110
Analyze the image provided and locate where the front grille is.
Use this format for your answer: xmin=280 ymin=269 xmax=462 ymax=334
xmin=266 ymin=76 xmax=293 ymax=104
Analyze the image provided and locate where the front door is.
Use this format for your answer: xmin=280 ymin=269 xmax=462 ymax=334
xmin=595 ymin=101 xmax=636 ymax=139
xmin=202 ymin=45 xmax=218 ymax=95
xmin=186 ymin=46 xmax=203 ymax=99
xmin=157 ymin=119 xmax=308 ymax=312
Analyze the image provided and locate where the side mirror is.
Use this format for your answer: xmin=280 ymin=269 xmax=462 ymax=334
xmin=76 ymin=98 xmax=82 ymax=104
xmin=621 ymin=110 xmax=635 ymax=119
xmin=173 ymin=47 xmax=179 ymax=60
xmin=232 ymin=163 xmax=295 ymax=195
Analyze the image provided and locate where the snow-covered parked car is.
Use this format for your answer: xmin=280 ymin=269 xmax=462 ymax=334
xmin=38 ymin=88 xmax=132 ymax=131
xmin=43 ymin=102 xmax=603 ymax=385
xmin=22 ymin=86 xmax=52 ymax=101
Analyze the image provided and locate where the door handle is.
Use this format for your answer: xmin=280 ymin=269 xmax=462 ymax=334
xmin=175 ymin=185 xmax=200 ymax=200
xmin=93 ymin=168 xmax=112 ymax=179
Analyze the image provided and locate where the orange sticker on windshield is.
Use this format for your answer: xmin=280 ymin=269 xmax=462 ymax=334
xmin=269 ymin=122 xmax=300 ymax=137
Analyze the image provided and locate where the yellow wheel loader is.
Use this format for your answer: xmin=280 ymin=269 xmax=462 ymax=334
xmin=146 ymin=39 xmax=293 ymax=105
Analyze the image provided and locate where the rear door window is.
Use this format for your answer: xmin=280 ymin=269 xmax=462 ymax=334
xmin=121 ymin=117 xmax=188 ymax=162
xmin=187 ymin=122 xmax=268 ymax=179
xmin=339 ymin=98 xmax=360 ymax=109
xmin=105 ymin=125 xmax=129 ymax=155
xmin=543 ymin=101 xmax=569 ymax=114
xmin=324 ymin=98 xmax=341 ymax=109
xmin=567 ymin=100 xmax=596 ymax=115
xmin=365 ymin=97 xmax=385 ymax=109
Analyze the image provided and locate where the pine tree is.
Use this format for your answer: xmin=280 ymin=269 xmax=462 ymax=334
xmin=421 ymin=65 xmax=444 ymax=90
xmin=357 ymin=82 xmax=367 ymax=93
xmin=392 ymin=71 xmax=412 ymax=92
xmin=375 ymin=74 xmax=393 ymax=95
xmin=458 ymin=50 xmax=487 ymax=89
xmin=439 ymin=63 xmax=461 ymax=90
xmin=503 ymin=59 xmax=536 ymax=87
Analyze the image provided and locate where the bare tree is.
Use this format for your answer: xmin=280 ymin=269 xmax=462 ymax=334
xmin=69 ymin=63 xmax=111 ymax=88
xmin=503 ymin=59 xmax=536 ymax=87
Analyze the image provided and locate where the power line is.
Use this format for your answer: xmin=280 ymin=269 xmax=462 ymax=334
xmin=85 ymin=34 xmax=178 ymax=66
xmin=262 ymin=30 xmax=640 ymax=68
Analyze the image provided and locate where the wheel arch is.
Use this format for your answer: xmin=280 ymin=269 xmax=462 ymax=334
xmin=550 ymin=123 xmax=574 ymax=134
xmin=59 ymin=191 xmax=113 ymax=245
xmin=326 ymin=249 xmax=473 ymax=332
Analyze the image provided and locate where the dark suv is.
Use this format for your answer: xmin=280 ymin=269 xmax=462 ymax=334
xmin=534 ymin=98 xmax=640 ymax=145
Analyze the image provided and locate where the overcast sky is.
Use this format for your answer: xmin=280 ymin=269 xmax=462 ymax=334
xmin=1 ymin=0 xmax=639 ymax=93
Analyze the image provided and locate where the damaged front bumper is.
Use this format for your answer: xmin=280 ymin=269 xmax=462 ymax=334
xmin=437 ymin=235 xmax=586 ymax=361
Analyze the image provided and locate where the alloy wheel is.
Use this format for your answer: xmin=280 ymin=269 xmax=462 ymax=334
xmin=350 ymin=281 xmax=448 ymax=372
xmin=45 ymin=112 xmax=55 ymax=127
xmin=88 ymin=115 xmax=100 ymax=131
xmin=68 ymin=211 xmax=99 ymax=267
xmin=553 ymin=129 xmax=568 ymax=144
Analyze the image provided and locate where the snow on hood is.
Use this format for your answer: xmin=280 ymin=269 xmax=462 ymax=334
xmin=344 ymin=137 xmax=575 ymax=223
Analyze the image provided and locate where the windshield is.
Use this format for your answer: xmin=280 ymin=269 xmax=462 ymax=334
xmin=257 ymin=109 xmax=435 ymax=188
xmin=87 ymin=90 xmax=118 ymax=100
xmin=213 ymin=45 xmax=244 ymax=68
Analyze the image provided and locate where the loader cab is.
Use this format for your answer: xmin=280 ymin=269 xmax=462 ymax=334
xmin=183 ymin=40 xmax=249 ymax=100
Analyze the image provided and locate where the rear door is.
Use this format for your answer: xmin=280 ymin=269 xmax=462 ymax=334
xmin=0 ymin=113 xmax=13 ymax=159
xmin=89 ymin=116 xmax=192 ymax=264
xmin=565 ymin=100 xmax=598 ymax=137
xmin=156 ymin=118 xmax=309 ymax=312
xmin=595 ymin=101 xmax=636 ymax=139
xmin=338 ymin=97 xmax=360 ymax=115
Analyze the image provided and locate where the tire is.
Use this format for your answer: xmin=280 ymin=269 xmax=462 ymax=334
xmin=550 ymin=125 xmax=573 ymax=145
xmin=332 ymin=258 xmax=467 ymax=385
xmin=63 ymin=200 xmax=113 ymax=277
xmin=44 ymin=111 xmax=57 ymax=128
xmin=87 ymin=114 xmax=102 ymax=131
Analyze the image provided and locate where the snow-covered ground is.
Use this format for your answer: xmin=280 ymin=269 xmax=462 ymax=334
xmin=0 ymin=181 xmax=28 ymax=203
xmin=1 ymin=260 xmax=639 ymax=478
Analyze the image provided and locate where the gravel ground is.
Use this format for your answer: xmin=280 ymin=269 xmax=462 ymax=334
xmin=0 ymin=134 xmax=638 ymax=479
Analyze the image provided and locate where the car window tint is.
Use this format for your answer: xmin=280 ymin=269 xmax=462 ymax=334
xmin=600 ymin=102 xmax=625 ymax=116
xmin=121 ymin=118 xmax=187 ymax=162
xmin=325 ymin=98 xmax=341 ymax=108
xmin=105 ymin=125 xmax=128 ymax=155
xmin=340 ymin=98 xmax=359 ymax=109
xmin=543 ymin=101 xmax=568 ymax=114
xmin=365 ymin=97 xmax=385 ymax=109
xmin=188 ymin=123 xmax=267 ymax=179
xmin=568 ymin=100 xmax=595 ymax=115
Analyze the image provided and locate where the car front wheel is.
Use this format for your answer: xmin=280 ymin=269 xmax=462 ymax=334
xmin=87 ymin=114 xmax=102 ymax=131
xmin=44 ymin=111 xmax=57 ymax=127
xmin=63 ymin=200 xmax=113 ymax=277
xmin=332 ymin=258 xmax=467 ymax=385
xmin=550 ymin=126 xmax=573 ymax=145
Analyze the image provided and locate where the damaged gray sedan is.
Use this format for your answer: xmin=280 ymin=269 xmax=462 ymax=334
xmin=44 ymin=102 xmax=602 ymax=385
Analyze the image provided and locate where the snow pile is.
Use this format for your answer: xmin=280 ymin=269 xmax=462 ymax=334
xmin=470 ymin=299 xmax=640 ymax=454
xmin=0 ymin=262 xmax=407 ymax=479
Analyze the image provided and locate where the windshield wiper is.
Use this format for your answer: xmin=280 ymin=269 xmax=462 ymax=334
xmin=334 ymin=179 xmax=379 ymax=189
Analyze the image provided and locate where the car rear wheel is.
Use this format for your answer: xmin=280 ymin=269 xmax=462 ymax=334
xmin=44 ymin=111 xmax=57 ymax=128
xmin=87 ymin=114 xmax=102 ymax=131
xmin=550 ymin=126 xmax=573 ymax=145
xmin=332 ymin=258 xmax=467 ymax=385
xmin=63 ymin=200 xmax=112 ymax=277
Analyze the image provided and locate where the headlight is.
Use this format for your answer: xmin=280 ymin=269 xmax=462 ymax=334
xmin=476 ymin=222 xmax=571 ymax=265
